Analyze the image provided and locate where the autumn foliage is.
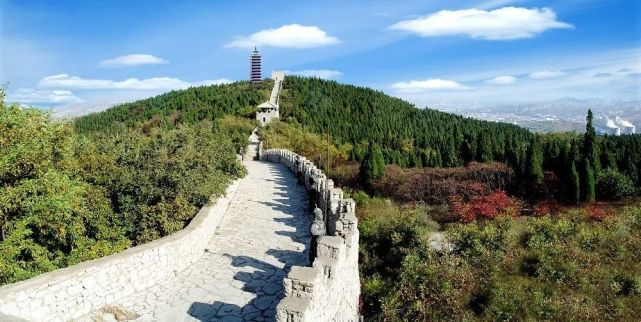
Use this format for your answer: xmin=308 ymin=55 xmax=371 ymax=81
xmin=585 ymin=204 xmax=612 ymax=221
xmin=375 ymin=162 xmax=513 ymax=204
xmin=450 ymin=190 xmax=521 ymax=222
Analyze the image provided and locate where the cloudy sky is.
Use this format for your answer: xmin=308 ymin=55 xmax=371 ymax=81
xmin=1 ymin=0 xmax=640 ymax=113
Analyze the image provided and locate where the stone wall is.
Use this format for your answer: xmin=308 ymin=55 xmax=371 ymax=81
xmin=260 ymin=149 xmax=360 ymax=322
xmin=0 ymin=180 xmax=241 ymax=322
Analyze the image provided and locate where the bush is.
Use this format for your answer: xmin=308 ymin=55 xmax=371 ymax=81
xmin=450 ymin=190 xmax=521 ymax=222
xmin=375 ymin=162 xmax=513 ymax=204
xmin=597 ymin=168 xmax=637 ymax=200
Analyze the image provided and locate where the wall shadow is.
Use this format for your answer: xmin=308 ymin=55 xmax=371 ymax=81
xmin=187 ymin=161 xmax=312 ymax=322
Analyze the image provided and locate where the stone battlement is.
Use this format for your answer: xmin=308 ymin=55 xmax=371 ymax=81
xmin=261 ymin=149 xmax=360 ymax=322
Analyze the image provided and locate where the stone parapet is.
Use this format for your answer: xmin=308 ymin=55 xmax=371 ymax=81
xmin=261 ymin=149 xmax=360 ymax=322
xmin=0 ymin=180 xmax=241 ymax=322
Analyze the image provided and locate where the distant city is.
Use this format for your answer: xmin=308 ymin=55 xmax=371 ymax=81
xmin=434 ymin=98 xmax=641 ymax=134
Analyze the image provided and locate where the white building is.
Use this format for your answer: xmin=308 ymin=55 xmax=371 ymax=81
xmin=256 ymin=71 xmax=284 ymax=126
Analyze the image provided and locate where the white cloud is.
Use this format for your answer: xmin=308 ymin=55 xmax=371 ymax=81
xmin=225 ymin=24 xmax=339 ymax=49
xmin=283 ymin=69 xmax=343 ymax=79
xmin=485 ymin=75 xmax=517 ymax=84
xmin=391 ymin=79 xmax=470 ymax=92
xmin=39 ymin=74 xmax=231 ymax=90
xmin=389 ymin=7 xmax=572 ymax=40
xmin=528 ymin=70 xmax=566 ymax=79
xmin=6 ymin=89 xmax=83 ymax=104
xmin=100 ymin=54 xmax=169 ymax=68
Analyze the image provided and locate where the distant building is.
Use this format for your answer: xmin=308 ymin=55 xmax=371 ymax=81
xmin=256 ymin=71 xmax=284 ymax=125
xmin=250 ymin=47 xmax=262 ymax=82
xmin=599 ymin=116 xmax=636 ymax=135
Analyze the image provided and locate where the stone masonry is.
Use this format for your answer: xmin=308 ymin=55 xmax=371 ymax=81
xmin=0 ymin=134 xmax=317 ymax=322
xmin=261 ymin=149 xmax=360 ymax=322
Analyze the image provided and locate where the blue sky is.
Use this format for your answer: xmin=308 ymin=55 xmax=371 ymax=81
xmin=1 ymin=0 xmax=640 ymax=113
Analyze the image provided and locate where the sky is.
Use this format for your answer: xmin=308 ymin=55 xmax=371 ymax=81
xmin=1 ymin=0 xmax=640 ymax=114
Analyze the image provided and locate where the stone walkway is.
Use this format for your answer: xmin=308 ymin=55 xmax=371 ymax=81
xmin=82 ymin=139 xmax=311 ymax=322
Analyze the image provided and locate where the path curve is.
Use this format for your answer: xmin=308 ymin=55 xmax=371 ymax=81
xmin=83 ymin=136 xmax=312 ymax=322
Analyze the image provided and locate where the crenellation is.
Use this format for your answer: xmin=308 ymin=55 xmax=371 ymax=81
xmin=262 ymin=148 xmax=361 ymax=322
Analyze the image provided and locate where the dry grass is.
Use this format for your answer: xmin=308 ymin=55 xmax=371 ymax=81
xmin=99 ymin=305 xmax=139 ymax=321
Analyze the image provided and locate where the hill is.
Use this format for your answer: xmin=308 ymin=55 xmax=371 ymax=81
xmin=74 ymin=80 xmax=272 ymax=134
xmin=279 ymin=76 xmax=533 ymax=168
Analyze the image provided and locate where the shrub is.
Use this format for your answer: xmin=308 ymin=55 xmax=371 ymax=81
xmin=376 ymin=162 xmax=513 ymax=204
xmin=596 ymin=168 xmax=637 ymax=200
xmin=450 ymin=190 xmax=521 ymax=222
xmin=586 ymin=204 xmax=612 ymax=222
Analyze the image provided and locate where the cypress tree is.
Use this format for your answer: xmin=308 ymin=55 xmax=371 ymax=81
xmin=569 ymin=161 xmax=581 ymax=204
xmin=461 ymin=140 xmax=474 ymax=165
xmin=525 ymin=137 xmax=544 ymax=184
xmin=623 ymin=154 xmax=638 ymax=184
xmin=581 ymin=160 xmax=596 ymax=202
xmin=360 ymin=142 xmax=385 ymax=188
xmin=582 ymin=109 xmax=600 ymax=171
xmin=476 ymin=132 xmax=493 ymax=162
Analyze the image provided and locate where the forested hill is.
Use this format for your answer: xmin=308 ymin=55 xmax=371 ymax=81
xmin=75 ymin=80 xmax=272 ymax=133
xmin=279 ymin=76 xmax=533 ymax=168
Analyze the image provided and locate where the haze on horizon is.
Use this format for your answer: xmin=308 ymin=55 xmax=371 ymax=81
xmin=1 ymin=0 xmax=640 ymax=115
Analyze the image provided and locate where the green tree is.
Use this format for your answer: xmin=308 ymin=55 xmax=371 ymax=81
xmin=360 ymin=143 xmax=385 ymax=188
xmin=581 ymin=161 xmax=596 ymax=202
xmin=581 ymin=109 xmax=600 ymax=171
xmin=525 ymin=137 xmax=544 ymax=184
xmin=568 ymin=161 xmax=581 ymax=204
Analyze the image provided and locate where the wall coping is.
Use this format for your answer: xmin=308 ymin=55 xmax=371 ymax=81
xmin=0 ymin=178 xmax=240 ymax=320
xmin=261 ymin=148 xmax=360 ymax=322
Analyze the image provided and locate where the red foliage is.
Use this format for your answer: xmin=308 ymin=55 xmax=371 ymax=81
xmin=533 ymin=200 xmax=567 ymax=216
xmin=585 ymin=204 xmax=612 ymax=222
xmin=450 ymin=190 xmax=521 ymax=222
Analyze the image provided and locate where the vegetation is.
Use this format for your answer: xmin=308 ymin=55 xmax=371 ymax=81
xmin=0 ymin=85 xmax=254 ymax=285
xmin=75 ymin=81 xmax=270 ymax=134
xmin=4 ymin=74 xmax=641 ymax=320
xmin=278 ymin=77 xmax=641 ymax=204
xmin=358 ymin=199 xmax=641 ymax=321
xmin=262 ymin=76 xmax=641 ymax=321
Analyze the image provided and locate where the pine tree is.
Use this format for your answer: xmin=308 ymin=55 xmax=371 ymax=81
xmin=360 ymin=142 xmax=385 ymax=188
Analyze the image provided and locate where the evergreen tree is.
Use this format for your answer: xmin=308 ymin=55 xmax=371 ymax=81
xmin=461 ymin=140 xmax=474 ymax=165
xmin=623 ymin=154 xmax=638 ymax=184
xmin=525 ymin=137 xmax=544 ymax=184
xmin=582 ymin=109 xmax=600 ymax=171
xmin=360 ymin=142 xmax=385 ymax=188
xmin=476 ymin=132 xmax=493 ymax=162
xmin=569 ymin=161 xmax=581 ymax=204
xmin=581 ymin=160 xmax=596 ymax=202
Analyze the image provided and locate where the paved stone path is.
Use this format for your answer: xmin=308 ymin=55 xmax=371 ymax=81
xmin=82 ymin=137 xmax=311 ymax=322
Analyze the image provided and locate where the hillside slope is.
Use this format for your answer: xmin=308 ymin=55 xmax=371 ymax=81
xmin=279 ymin=76 xmax=533 ymax=168
xmin=75 ymin=81 xmax=272 ymax=133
